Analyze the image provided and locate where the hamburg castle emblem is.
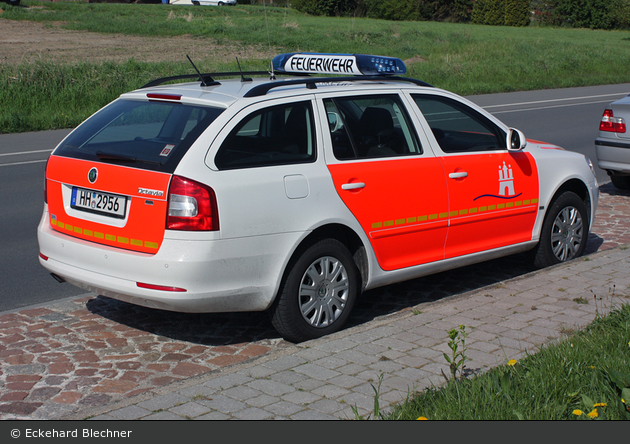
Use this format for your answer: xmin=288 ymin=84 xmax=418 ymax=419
xmin=498 ymin=161 xmax=515 ymax=196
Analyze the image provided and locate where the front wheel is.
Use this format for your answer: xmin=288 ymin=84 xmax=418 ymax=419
xmin=270 ymin=239 xmax=360 ymax=343
xmin=532 ymin=191 xmax=588 ymax=269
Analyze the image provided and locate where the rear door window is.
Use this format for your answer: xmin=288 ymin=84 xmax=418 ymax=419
xmin=54 ymin=99 xmax=224 ymax=173
xmin=215 ymin=101 xmax=316 ymax=170
xmin=324 ymin=94 xmax=422 ymax=160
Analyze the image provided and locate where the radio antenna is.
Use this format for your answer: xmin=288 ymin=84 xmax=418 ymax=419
xmin=236 ymin=57 xmax=252 ymax=82
xmin=263 ymin=0 xmax=276 ymax=80
xmin=186 ymin=54 xmax=210 ymax=87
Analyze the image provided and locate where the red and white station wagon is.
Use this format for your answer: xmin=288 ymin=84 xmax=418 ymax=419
xmin=38 ymin=53 xmax=599 ymax=342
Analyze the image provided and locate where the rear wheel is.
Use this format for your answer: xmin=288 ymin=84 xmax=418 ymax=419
xmin=532 ymin=191 xmax=588 ymax=269
xmin=270 ymin=239 xmax=360 ymax=343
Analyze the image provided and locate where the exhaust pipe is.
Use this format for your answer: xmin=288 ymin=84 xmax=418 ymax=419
xmin=50 ymin=273 xmax=66 ymax=284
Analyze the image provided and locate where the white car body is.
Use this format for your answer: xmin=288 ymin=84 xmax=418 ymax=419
xmin=38 ymin=54 xmax=599 ymax=341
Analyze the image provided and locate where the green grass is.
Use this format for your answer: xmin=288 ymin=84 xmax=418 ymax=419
xmin=379 ymin=304 xmax=630 ymax=420
xmin=2 ymin=1 xmax=630 ymax=132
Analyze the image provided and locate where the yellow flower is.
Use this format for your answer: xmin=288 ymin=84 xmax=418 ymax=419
xmin=572 ymin=410 xmax=583 ymax=416
xmin=593 ymin=403 xmax=607 ymax=408
xmin=417 ymin=416 xmax=428 ymax=420
xmin=508 ymin=359 xmax=517 ymax=366
xmin=587 ymin=409 xmax=598 ymax=418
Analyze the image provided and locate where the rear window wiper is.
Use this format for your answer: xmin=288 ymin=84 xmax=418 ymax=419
xmin=96 ymin=150 xmax=162 ymax=166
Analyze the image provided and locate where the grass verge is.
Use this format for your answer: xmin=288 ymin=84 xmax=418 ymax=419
xmin=379 ymin=303 xmax=630 ymax=420
xmin=2 ymin=1 xmax=630 ymax=133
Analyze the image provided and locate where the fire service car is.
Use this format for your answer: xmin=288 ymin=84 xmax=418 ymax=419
xmin=38 ymin=53 xmax=599 ymax=342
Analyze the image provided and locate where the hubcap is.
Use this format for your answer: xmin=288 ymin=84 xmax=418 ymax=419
xmin=551 ymin=206 xmax=583 ymax=262
xmin=299 ymin=256 xmax=349 ymax=328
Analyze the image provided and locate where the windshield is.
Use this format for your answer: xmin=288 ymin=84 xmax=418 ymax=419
xmin=55 ymin=99 xmax=224 ymax=172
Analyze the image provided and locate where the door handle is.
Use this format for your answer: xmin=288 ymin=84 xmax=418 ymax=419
xmin=448 ymin=172 xmax=468 ymax=179
xmin=341 ymin=182 xmax=365 ymax=190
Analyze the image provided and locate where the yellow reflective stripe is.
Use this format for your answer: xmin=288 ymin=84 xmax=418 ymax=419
xmin=370 ymin=196 xmax=539 ymax=231
xmin=50 ymin=218 xmax=159 ymax=250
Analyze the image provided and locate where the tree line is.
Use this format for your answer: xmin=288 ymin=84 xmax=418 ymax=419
xmin=245 ymin=0 xmax=630 ymax=30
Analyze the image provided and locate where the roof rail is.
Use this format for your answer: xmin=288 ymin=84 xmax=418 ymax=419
xmin=243 ymin=76 xmax=433 ymax=98
xmin=140 ymin=71 xmax=280 ymax=89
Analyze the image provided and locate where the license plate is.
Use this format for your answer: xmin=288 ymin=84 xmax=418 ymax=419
xmin=71 ymin=187 xmax=127 ymax=219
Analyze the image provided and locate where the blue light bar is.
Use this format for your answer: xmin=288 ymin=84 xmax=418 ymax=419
xmin=272 ymin=53 xmax=406 ymax=76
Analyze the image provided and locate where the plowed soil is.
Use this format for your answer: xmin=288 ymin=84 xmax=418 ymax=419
xmin=0 ymin=17 xmax=269 ymax=66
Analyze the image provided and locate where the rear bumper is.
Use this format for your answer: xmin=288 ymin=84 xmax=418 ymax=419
xmin=595 ymin=137 xmax=630 ymax=174
xmin=37 ymin=207 xmax=301 ymax=313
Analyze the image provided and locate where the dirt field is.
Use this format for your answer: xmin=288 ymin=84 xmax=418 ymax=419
xmin=0 ymin=17 xmax=270 ymax=66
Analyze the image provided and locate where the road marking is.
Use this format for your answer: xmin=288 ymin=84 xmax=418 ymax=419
xmin=0 ymin=159 xmax=48 ymax=167
xmin=482 ymin=92 xmax=630 ymax=110
xmin=488 ymin=99 xmax=620 ymax=115
xmin=0 ymin=149 xmax=53 ymax=157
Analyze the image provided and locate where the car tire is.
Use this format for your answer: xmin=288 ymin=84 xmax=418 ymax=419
xmin=610 ymin=173 xmax=630 ymax=191
xmin=532 ymin=191 xmax=588 ymax=269
xmin=270 ymin=239 xmax=360 ymax=343
xmin=192 ymin=1 xmax=200 ymax=5
xmin=9 ymin=0 xmax=20 ymax=5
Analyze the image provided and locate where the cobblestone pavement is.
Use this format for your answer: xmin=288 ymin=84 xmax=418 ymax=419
xmin=1 ymin=183 xmax=629 ymax=420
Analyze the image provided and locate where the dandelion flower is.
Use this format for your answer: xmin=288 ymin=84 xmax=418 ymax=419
xmin=508 ymin=359 xmax=517 ymax=366
xmin=572 ymin=410 xmax=583 ymax=416
xmin=587 ymin=409 xmax=598 ymax=418
xmin=417 ymin=416 xmax=428 ymax=420
xmin=593 ymin=403 xmax=607 ymax=408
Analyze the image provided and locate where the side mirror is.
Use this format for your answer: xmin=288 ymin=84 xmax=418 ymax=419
xmin=507 ymin=128 xmax=527 ymax=151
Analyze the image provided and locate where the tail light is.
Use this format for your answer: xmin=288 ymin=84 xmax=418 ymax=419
xmin=599 ymin=109 xmax=626 ymax=133
xmin=44 ymin=158 xmax=49 ymax=204
xmin=166 ymin=175 xmax=219 ymax=231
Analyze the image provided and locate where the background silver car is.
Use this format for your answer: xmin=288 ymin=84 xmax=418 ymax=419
xmin=596 ymin=95 xmax=630 ymax=189
xmin=192 ymin=0 xmax=236 ymax=5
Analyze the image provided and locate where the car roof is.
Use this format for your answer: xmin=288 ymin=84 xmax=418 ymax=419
xmin=121 ymin=74 xmax=437 ymax=109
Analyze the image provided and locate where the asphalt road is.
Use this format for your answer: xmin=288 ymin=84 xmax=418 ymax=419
xmin=1 ymin=83 xmax=629 ymax=312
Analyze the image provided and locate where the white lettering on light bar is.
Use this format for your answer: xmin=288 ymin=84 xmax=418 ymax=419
xmin=285 ymin=54 xmax=362 ymax=75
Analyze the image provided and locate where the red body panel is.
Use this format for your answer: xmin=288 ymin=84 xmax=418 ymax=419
xmin=328 ymin=157 xmax=449 ymax=271
xmin=440 ymin=151 xmax=539 ymax=258
xmin=46 ymin=156 xmax=171 ymax=254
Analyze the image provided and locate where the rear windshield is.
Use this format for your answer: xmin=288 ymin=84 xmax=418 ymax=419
xmin=54 ymin=99 xmax=224 ymax=172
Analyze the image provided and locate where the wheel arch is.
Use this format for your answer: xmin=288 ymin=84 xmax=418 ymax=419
xmin=283 ymin=223 xmax=369 ymax=295
xmin=547 ymin=178 xmax=593 ymax=227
